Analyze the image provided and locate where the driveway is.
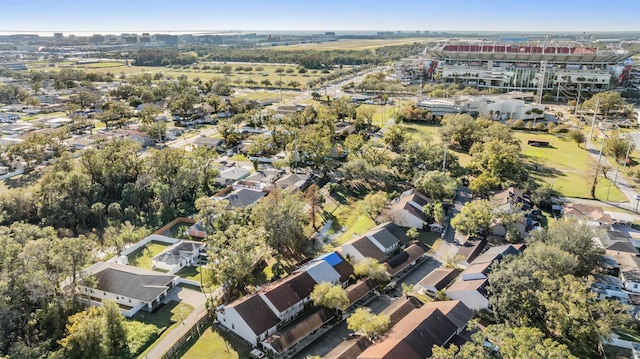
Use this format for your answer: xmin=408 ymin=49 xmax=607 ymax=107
xmin=145 ymin=287 xmax=208 ymax=359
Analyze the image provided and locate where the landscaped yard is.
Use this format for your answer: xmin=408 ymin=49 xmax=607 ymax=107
xmin=178 ymin=324 xmax=250 ymax=359
xmin=515 ymin=131 xmax=626 ymax=201
xmin=175 ymin=266 xmax=215 ymax=289
xmin=127 ymin=242 xmax=171 ymax=269
xmin=132 ymin=301 xmax=194 ymax=358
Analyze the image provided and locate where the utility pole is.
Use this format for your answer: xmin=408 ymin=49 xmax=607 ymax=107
xmin=574 ymin=83 xmax=582 ymax=118
xmin=588 ymin=97 xmax=600 ymax=140
xmin=442 ymin=143 xmax=448 ymax=172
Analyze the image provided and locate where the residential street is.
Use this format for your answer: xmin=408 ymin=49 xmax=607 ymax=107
xmin=585 ymin=135 xmax=638 ymax=211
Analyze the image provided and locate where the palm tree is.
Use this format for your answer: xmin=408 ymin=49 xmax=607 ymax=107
xmin=401 ymin=283 xmax=414 ymax=298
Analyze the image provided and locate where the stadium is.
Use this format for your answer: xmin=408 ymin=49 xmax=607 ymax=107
xmin=423 ymin=40 xmax=633 ymax=100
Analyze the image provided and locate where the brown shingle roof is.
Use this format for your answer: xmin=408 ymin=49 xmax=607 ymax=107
xmin=350 ymin=237 xmax=386 ymax=261
xmin=262 ymin=271 xmax=317 ymax=312
xmin=358 ymin=307 xmax=458 ymax=359
xmin=347 ymin=279 xmax=377 ymax=304
xmin=325 ymin=336 xmax=372 ymax=359
xmin=384 ymin=243 xmax=427 ymax=275
xmin=417 ymin=267 xmax=460 ymax=292
xmin=447 ymin=278 xmax=489 ymax=296
xmin=229 ymin=294 xmax=280 ymax=336
xmin=380 ymin=296 xmax=423 ymax=327
xmin=420 ymin=300 xmax=473 ymax=331
xmin=456 ymin=238 xmax=487 ymax=263
xmin=262 ymin=308 xmax=333 ymax=354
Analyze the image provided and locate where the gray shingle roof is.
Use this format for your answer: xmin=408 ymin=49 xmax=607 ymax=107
xmin=80 ymin=262 xmax=175 ymax=303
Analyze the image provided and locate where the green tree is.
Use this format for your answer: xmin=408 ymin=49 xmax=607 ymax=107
xmin=251 ymin=190 xmax=308 ymax=257
xmin=406 ymin=227 xmax=419 ymax=241
xmin=310 ymin=282 xmax=349 ymax=312
xmin=382 ymin=124 xmax=406 ymax=151
xmin=206 ymin=224 xmax=268 ymax=295
xmin=59 ymin=307 xmax=106 ymax=359
xmin=439 ymin=113 xmax=480 ymax=152
xmin=450 ymin=199 xmax=492 ymax=236
xmin=102 ymin=301 xmax=130 ymax=359
xmin=353 ymin=257 xmax=391 ymax=283
xmin=568 ymin=129 xmax=586 ymax=147
xmin=413 ymin=171 xmax=457 ymax=202
xmin=424 ymin=202 xmax=446 ymax=224
xmin=359 ymin=191 xmax=388 ymax=221
xmin=468 ymin=139 xmax=527 ymax=188
xmin=583 ymin=91 xmax=626 ymax=120
xmin=346 ymin=307 xmax=391 ymax=340
xmin=604 ymin=135 xmax=633 ymax=162
xmin=305 ymin=183 xmax=325 ymax=231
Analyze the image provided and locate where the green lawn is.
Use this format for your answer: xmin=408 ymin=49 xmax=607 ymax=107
xmin=335 ymin=214 xmax=376 ymax=245
xmin=175 ymin=266 xmax=213 ymax=287
xmin=132 ymin=301 xmax=194 ymax=358
xmin=178 ymin=324 xmax=250 ymax=359
xmin=127 ymin=242 xmax=170 ymax=269
xmin=515 ymin=131 xmax=626 ymax=201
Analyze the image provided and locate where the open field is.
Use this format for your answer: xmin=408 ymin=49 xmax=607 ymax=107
xmin=515 ymin=131 xmax=626 ymax=201
xmin=32 ymin=61 xmax=338 ymax=90
xmin=178 ymin=324 xmax=250 ymax=359
xmin=271 ymin=38 xmax=429 ymax=50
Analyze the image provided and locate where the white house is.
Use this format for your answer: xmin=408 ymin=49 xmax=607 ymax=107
xmin=77 ymin=262 xmax=177 ymax=317
xmin=216 ymin=294 xmax=280 ymax=346
xmin=259 ymin=271 xmax=317 ymax=322
xmin=45 ymin=117 xmax=72 ymax=128
xmin=445 ymin=278 xmax=489 ymax=310
xmin=151 ymin=240 xmax=205 ymax=275
xmin=389 ymin=189 xmax=431 ymax=229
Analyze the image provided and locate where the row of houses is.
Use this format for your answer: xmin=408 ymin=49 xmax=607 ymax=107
xmin=216 ymin=252 xmax=354 ymax=349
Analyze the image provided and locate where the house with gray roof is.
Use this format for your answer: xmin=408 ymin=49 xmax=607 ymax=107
xmin=218 ymin=188 xmax=266 ymax=208
xmin=77 ymin=262 xmax=177 ymax=317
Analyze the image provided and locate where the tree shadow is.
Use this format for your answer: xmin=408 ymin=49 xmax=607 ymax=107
xmin=2 ymin=169 xmax=43 ymax=190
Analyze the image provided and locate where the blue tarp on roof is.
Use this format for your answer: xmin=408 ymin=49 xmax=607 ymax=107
xmin=320 ymin=252 xmax=342 ymax=266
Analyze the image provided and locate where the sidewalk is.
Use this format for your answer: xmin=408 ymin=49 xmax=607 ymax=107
xmin=585 ymin=137 xmax=637 ymax=208
xmin=144 ymin=287 xmax=210 ymax=359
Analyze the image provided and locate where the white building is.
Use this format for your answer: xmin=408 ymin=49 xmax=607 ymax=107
xmin=77 ymin=262 xmax=177 ymax=317
xmin=151 ymin=240 xmax=205 ymax=275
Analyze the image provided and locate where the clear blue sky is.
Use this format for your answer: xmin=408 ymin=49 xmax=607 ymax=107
xmin=0 ymin=0 xmax=638 ymax=34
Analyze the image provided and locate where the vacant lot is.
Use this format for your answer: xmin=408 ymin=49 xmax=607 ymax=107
xmin=271 ymin=38 xmax=429 ymax=50
xmin=515 ymin=131 xmax=626 ymax=201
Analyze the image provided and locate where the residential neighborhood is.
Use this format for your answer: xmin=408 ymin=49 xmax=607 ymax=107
xmin=0 ymin=3 xmax=640 ymax=359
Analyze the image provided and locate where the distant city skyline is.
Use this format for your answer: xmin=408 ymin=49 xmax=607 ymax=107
xmin=0 ymin=0 xmax=638 ymax=34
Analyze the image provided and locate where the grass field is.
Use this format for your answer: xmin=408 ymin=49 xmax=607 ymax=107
xmin=132 ymin=301 xmax=194 ymax=358
xmin=515 ymin=131 xmax=626 ymax=201
xmin=271 ymin=38 xmax=428 ymax=50
xmin=178 ymin=324 xmax=250 ymax=359
xmin=127 ymin=242 xmax=171 ymax=269
xmin=35 ymin=61 xmax=337 ymax=90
